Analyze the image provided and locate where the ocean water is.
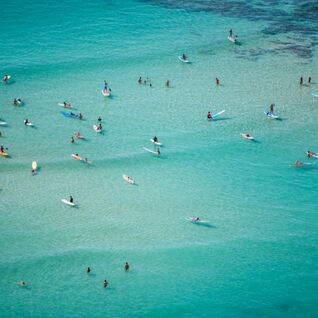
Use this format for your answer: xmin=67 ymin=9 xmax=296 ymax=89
xmin=1 ymin=0 xmax=318 ymax=317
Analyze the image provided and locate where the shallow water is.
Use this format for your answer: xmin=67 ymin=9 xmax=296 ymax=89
xmin=0 ymin=0 xmax=318 ymax=317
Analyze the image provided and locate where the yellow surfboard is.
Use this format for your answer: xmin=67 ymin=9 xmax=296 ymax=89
xmin=32 ymin=161 xmax=37 ymax=170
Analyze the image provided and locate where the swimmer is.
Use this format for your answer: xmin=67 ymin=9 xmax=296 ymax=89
xmin=86 ymin=267 xmax=91 ymax=273
xmin=166 ymin=80 xmax=169 ymax=87
xmin=124 ymin=262 xmax=130 ymax=271
xmin=103 ymin=280 xmax=109 ymax=288
xmin=98 ymin=117 xmax=102 ymax=122
xmin=84 ymin=158 xmax=88 ymax=162
xmin=0 ymin=132 xmax=2 ymax=137
xmin=149 ymin=83 xmax=152 ymax=87
xmin=138 ymin=76 xmax=142 ymax=84
xmin=216 ymin=78 xmax=219 ymax=85
xmin=71 ymin=136 xmax=74 ymax=143
xmin=69 ymin=195 xmax=73 ymax=203
xmin=300 ymin=76 xmax=303 ymax=85
xmin=15 ymin=281 xmax=26 ymax=286
xmin=308 ymin=76 xmax=311 ymax=84
xmin=31 ymin=169 xmax=35 ymax=175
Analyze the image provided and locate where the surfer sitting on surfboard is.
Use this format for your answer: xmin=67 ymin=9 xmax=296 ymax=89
xmin=69 ymin=195 xmax=73 ymax=203
xmin=156 ymin=148 xmax=160 ymax=155
xmin=2 ymin=75 xmax=9 ymax=82
xmin=153 ymin=136 xmax=158 ymax=142
xmin=269 ymin=104 xmax=274 ymax=113
xmin=207 ymin=112 xmax=212 ymax=119
xmin=182 ymin=53 xmax=187 ymax=61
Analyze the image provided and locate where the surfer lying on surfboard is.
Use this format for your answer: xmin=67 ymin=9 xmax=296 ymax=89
xmin=307 ymin=151 xmax=318 ymax=158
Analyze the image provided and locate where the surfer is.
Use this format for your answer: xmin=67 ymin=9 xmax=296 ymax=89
xmin=299 ymin=76 xmax=303 ymax=85
xmin=31 ymin=169 xmax=35 ymax=175
xmin=153 ymin=136 xmax=158 ymax=142
xmin=103 ymin=280 xmax=109 ymax=288
xmin=124 ymin=262 xmax=130 ymax=271
xmin=0 ymin=146 xmax=4 ymax=152
xmin=194 ymin=217 xmax=200 ymax=221
xmin=138 ymin=77 xmax=142 ymax=84
xmin=216 ymin=78 xmax=219 ymax=85
xmin=156 ymin=148 xmax=160 ymax=155
xmin=308 ymin=76 xmax=311 ymax=84
xmin=69 ymin=195 xmax=73 ymax=203
xmin=182 ymin=53 xmax=187 ymax=61
xmin=17 ymin=98 xmax=21 ymax=104
xmin=307 ymin=151 xmax=311 ymax=157
xmin=104 ymin=80 xmax=108 ymax=90
xmin=84 ymin=158 xmax=88 ymax=162
xmin=13 ymin=98 xmax=17 ymax=105
xmin=71 ymin=136 xmax=74 ymax=143
xmin=2 ymin=75 xmax=9 ymax=82
xmin=86 ymin=267 xmax=91 ymax=273
xmin=0 ymin=132 xmax=2 ymax=137
xmin=229 ymin=29 xmax=233 ymax=37
xmin=269 ymin=104 xmax=274 ymax=113
xmin=98 ymin=117 xmax=102 ymax=122
xmin=98 ymin=123 xmax=102 ymax=130
xmin=79 ymin=113 xmax=83 ymax=119
xmin=207 ymin=112 xmax=212 ymax=119
xmin=166 ymin=80 xmax=169 ymax=87
xmin=24 ymin=119 xmax=29 ymax=125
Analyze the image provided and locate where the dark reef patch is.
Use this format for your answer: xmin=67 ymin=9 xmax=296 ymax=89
xmin=139 ymin=0 xmax=318 ymax=61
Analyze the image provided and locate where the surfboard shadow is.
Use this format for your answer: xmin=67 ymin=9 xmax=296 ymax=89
xmin=194 ymin=223 xmax=216 ymax=228
xmin=5 ymin=80 xmax=16 ymax=85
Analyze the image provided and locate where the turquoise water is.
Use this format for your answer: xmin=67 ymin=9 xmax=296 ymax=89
xmin=1 ymin=0 xmax=318 ymax=317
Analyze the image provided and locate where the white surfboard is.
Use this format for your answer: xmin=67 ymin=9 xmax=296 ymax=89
xmin=93 ymin=125 xmax=102 ymax=132
xmin=123 ymin=174 xmax=135 ymax=184
xmin=143 ymin=147 xmax=160 ymax=155
xmin=240 ymin=133 xmax=254 ymax=140
xmin=178 ymin=56 xmax=189 ymax=63
xmin=312 ymin=93 xmax=318 ymax=98
xmin=24 ymin=121 xmax=34 ymax=126
xmin=61 ymin=199 xmax=75 ymax=206
xmin=101 ymin=89 xmax=110 ymax=96
xmin=150 ymin=139 xmax=162 ymax=146
xmin=264 ymin=111 xmax=278 ymax=119
xmin=32 ymin=161 xmax=37 ymax=170
xmin=185 ymin=217 xmax=209 ymax=224
xmin=58 ymin=103 xmax=73 ymax=107
xmin=228 ymin=36 xmax=237 ymax=43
